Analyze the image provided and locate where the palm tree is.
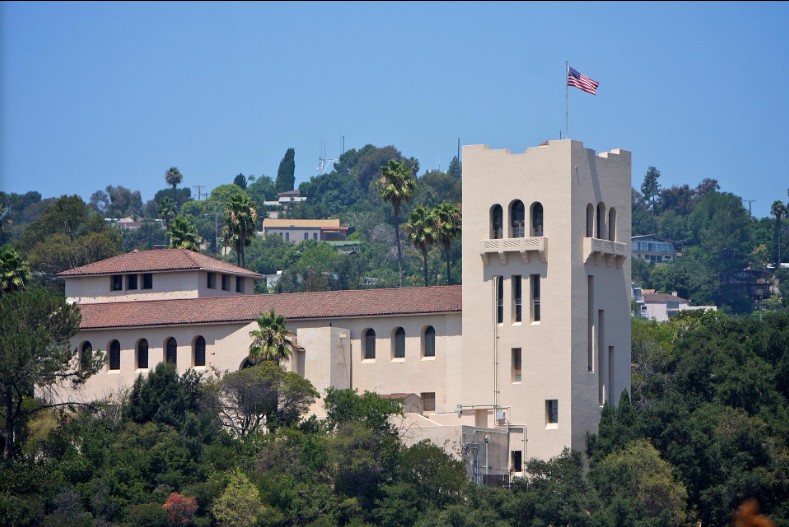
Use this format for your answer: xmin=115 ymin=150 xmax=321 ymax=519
xmin=0 ymin=247 xmax=31 ymax=295
xmin=434 ymin=201 xmax=462 ymax=285
xmin=248 ymin=309 xmax=295 ymax=365
xmin=157 ymin=196 xmax=178 ymax=232
xmin=168 ymin=216 xmax=202 ymax=251
xmin=164 ymin=166 xmax=184 ymax=190
xmin=771 ymin=200 xmax=787 ymax=266
xmin=223 ymin=194 xmax=258 ymax=267
xmin=377 ymin=159 xmax=417 ymax=287
xmin=404 ymin=206 xmax=437 ymax=287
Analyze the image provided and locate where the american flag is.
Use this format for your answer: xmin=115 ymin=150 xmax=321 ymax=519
xmin=567 ymin=66 xmax=599 ymax=95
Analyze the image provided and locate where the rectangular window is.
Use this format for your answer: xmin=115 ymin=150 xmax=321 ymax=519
xmin=313 ymin=233 xmax=318 ymax=240
xmin=221 ymin=275 xmax=230 ymax=291
xmin=512 ymin=275 xmax=522 ymax=323
xmin=531 ymin=274 xmax=541 ymax=322
xmin=236 ymin=277 xmax=244 ymax=293
xmin=546 ymin=399 xmax=558 ymax=425
xmin=421 ymin=392 xmax=436 ymax=412
xmin=608 ymin=346 xmax=615 ymax=406
xmin=126 ymin=274 xmax=138 ymax=290
xmin=598 ymin=310 xmax=605 ymax=405
xmin=285 ymin=232 xmax=290 ymax=242
xmin=495 ymin=276 xmax=503 ymax=324
xmin=142 ymin=273 xmax=153 ymax=289
xmin=511 ymin=348 xmax=522 ymax=383
xmin=304 ymin=232 xmax=309 ymax=240
xmin=111 ymin=275 xmax=123 ymax=291
xmin=207 ymin=272 xmax=216 ymax=289
xmin=511 ymin=450 xmax=523 ymax=472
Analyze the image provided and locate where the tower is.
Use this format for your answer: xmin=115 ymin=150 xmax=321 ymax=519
xmin=458 ymin=139 xmax=632 ymax=463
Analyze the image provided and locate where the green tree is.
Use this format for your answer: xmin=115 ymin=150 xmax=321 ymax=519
xmin=771 ymin=200 xmax=786 ymax=266
xmin=434 ymin=201 xmax=462 ymax=285
xmin=0 ymin=247 xmax=31 ymax=295
xmin=0 ymin=288 xmax=103 ymax=458
xmin=211 ymin=469 xmax=265 ymax=527
xmin=218 ymin=362 xmax=318 ymax=435
xmin=222 ymin=194 xmax=258 ymax=267
xmin=233 ymin=173 xmax=247 ymax=190
xmin=248 ymin=309 xmax=295 ymax=365
xmin=377 ymin=159 xmax=417 ymax=287
xmin=404 ymin=206 xmax=437 ymax=287
xmin=640 ymin=166 xmax=661 ymax=210
xmin=157 ymin=196 xmax=178 ymax=232
xmin=590 ymin=439 xmax=689 ymax=526
xmin=167 ymin=215 xmax=202 ymax=251
xmin=447 ymin=155 xmax=462 ymax=180
xmin=165 ymin=167 xmax=184 ymax=191
xmin=276 ymin=148 xmax=296 ymax=194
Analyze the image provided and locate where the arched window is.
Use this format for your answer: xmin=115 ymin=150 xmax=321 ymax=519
xmin=166 ymin=337 xmax=177 ymax=366
xmin=490 ymin=205 xmax=503 ymax=239
xmin=586 ymin=204 xmax=595 ymax=237
xmin=423 ymin=326 xmax=436 ymax=357
xmin=510 ymin=200 xmax=525 ymax=238
xmin=80 ymin=341 xmax=92 ymax=368
xmin=596 ymin=203 xmax=605 ymax=239
xmin=608 ymin=208 xmax=617 ymax=241
xmin=393 ymin=327 xmax=405 ymax=359
xmin=137 ymin=339 xmax=148 ymax=369
xmin=363 ymin=329 xmax=376 ymax=360
xmin=194 ymin=336 xmax=206 ymax=367
xmin=108 ymin=340 xmax=120 ymax=371
xmin=531 ymin=202 xmax=544 ymax=237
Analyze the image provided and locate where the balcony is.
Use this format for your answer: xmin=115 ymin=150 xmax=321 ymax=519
xmin=583 ymin=238 xmax=628 ymax=268
xmin=480 ymin=237 xmax=547 ymax=265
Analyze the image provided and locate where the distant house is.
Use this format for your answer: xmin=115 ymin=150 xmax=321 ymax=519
xmin=633 ymin=287 xmax=717 ymax=321
xmin=261 ymin=218 xmax=349 ymax=243
xmin=631 ymin=235 xmax=678 ymax=264
xmin=263 ymin=190 xmax=308 ymax=209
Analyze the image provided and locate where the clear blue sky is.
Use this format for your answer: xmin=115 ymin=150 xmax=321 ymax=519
xmin=2 ymin=1 xmax=788 ymax=219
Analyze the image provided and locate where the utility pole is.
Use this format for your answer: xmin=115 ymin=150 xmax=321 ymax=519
xmin=192 ymin=185 xmax=206 ymax=200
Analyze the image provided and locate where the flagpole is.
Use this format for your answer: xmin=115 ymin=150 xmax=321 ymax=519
xmin=565 ymin=61 xmax=569 ymax=140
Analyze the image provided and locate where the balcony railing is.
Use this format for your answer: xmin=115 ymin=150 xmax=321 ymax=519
xmin=480 ymin=236 xmax=547 ymax=265
xmin=583 ymin=237 xmax=628 ymax=268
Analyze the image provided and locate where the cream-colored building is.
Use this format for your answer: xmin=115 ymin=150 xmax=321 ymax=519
xmin=53 ymin=139 xmax=631 ymax=483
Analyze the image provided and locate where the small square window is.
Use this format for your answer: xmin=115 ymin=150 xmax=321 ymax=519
xmin=126 ymin=274 xmax=138 ymax=290
xmin=421 ymin=392 xmax=436 ymax=412
xmin=142 ymin=273 xmax=153 ymax=289
xmin=236 ymin=277 xmax=244 ymax=293
xmin=207 ymin=272 xmax=216 ymax=289
xmin=221 ymin=275 xmax=230 ymax=291
xmin=111 ymin=275 xmax=123 ymax=291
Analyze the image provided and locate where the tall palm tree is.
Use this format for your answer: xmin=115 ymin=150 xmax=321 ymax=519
xmin=248 ymin=310 xmax=295 ymax=365
xmin=223 ymin=194 xmax=258 ymax=268
xmin=771 ymin=200 xmax=787 ymax=266
xmin=164 ymin=166 xmax=183 ymax=190
xmin=434 ymin=201 xmax=462 ymax=285
xmin=0 ymin=247 xmax=31 ymax=295
xmin=168 ymin=216 xmax=202 ymax=251
xmin=404 ymin=206 xmax=437 ymax=287
xmin=377 ymin=159 xmax=416 ymax=287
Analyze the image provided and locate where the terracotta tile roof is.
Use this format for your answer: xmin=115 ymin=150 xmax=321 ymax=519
xmin=58 ymin=249 xmax=263 ymax=278
xmin=77 ymin=285 xmax=462 ymax=330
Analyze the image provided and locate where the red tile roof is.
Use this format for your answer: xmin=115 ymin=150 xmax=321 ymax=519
xmin=77 ymin=285 xmax=462 ymax=329
xmin=58 ymin=249 xmax=263 ymax=278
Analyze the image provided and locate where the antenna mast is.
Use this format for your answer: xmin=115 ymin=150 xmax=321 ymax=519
xmin=317 ymin=139 xmax=339 ymax=175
